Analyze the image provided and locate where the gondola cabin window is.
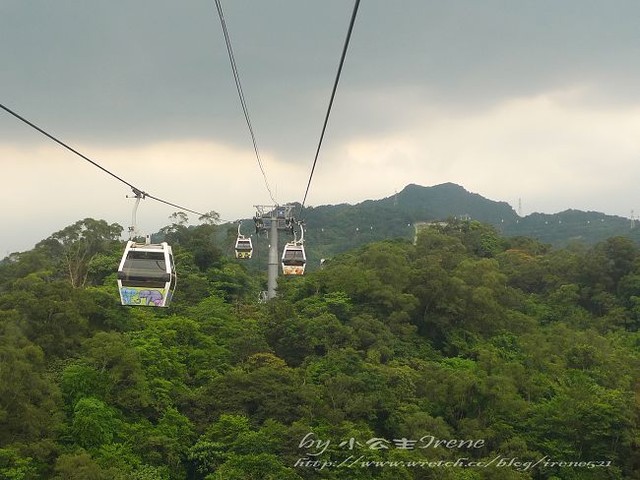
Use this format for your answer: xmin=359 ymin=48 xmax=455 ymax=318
xmin=119 ymin=251 xmax=169 ymax=288
xmin=283 ymin=248 xmax=305 ymax=265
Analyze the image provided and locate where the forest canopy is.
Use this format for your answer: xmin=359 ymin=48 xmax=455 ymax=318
xmin=0 ymin=217 xmax=638 ymax=479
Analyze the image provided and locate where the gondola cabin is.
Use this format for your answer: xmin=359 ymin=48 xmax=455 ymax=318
xmin=235 ymin=236 xmax=253 ymax=259
xmin=281 ymin=242 xmax=306 ymax=275
xmin=117 ymin=241 xmax=176 ymax=307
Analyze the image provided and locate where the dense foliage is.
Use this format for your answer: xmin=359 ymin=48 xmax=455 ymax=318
xmin=0 ymin=217 xmax=638 ymax=479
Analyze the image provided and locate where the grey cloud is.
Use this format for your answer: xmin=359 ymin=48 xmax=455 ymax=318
xmin=4 ymin=1 xmax=640 ymax=152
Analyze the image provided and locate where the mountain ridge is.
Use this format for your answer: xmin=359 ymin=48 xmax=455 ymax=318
xmin=272 ymin=182 xmax=640 ymax=266
xmin=226 ymin=183 xmax=639 ymax=271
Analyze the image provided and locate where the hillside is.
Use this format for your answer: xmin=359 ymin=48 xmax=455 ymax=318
xmin=224 ymin=183 xmax=640 ymax=272
xmin=0 ymin=216 xmax=639 ymax=479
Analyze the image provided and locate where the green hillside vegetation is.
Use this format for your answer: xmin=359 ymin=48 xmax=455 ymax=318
xmin=227 ymin=184 xmax=640 ymax=273
xmin=0 ymin=216 xmax=639 ymax=479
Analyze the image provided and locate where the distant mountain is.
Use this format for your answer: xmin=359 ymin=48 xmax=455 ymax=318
xmin=392 ymin=182 xmax=519 ymax=224
xmin=502 ymin=208 xmax=637 ymax=246
xmin=223 ymin=183 xmax=640 ymax=270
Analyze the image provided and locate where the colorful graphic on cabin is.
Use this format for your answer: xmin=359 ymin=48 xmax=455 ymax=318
xmin=120 ymin=287 xmax=167 ymax=307
xmin=282 ymin=265 xmax=305 ymax=276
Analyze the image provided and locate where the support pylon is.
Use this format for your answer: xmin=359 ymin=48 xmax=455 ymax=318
xmin=254 ymin=204 xmax=296 ymax=300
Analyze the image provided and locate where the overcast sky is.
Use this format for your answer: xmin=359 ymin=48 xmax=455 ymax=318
xmin=2 ymin=0 xmax=640 ymax=255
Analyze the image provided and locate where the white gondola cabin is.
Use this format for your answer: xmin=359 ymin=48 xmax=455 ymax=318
xmin=235 ymin=236 xmax=253 ymax=259
xmin=281 ymin=242 xmax=306 ymax=275
xmin=117 ymin=241 xmax=176 ymax=307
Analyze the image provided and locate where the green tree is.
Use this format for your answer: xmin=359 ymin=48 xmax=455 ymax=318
xmin=52 ymin=451 xmax=111 ymax=480
xmin=129 ymin=407 xmax=195 ymax=479
xmin=0 ymin=273 xmax=90 ymax=357
xmin=71 ymin=398 xmax=121 ymax=450
xmin=36 ymin=218 xmax=122 ymax=287
xmin=82 ymin=332 xmax=150 ymax=413
xmin=0 ymin=447 xmax=38 ymax=480
xmin=207 ymin=452 xmax=302 ymax=480
xmin=195 ymin=353 xmax=304 ymax=425
xmin=60 ymin=362 xmax=109 ymax=409
xmin=0 ymin=319 xmax=62 ymax=447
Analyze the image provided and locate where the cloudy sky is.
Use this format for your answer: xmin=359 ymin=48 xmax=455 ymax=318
xmin=2 ymin=0 xmax=640 ymax=255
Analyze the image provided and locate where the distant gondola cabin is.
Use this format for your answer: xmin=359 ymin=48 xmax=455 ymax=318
xmin=281 ymin=243 xmax=306 ymax=275
xmin=235 ymin=236 xmax=253 ymax=259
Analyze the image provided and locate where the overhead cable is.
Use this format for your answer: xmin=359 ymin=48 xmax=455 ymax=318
xmin=214 ymin=0 xmax=278 ymax=205
xmin=0 ymin=102 xmax=206 ymax=217
xmin=300 ymin=0 xmax=361 ymax=212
